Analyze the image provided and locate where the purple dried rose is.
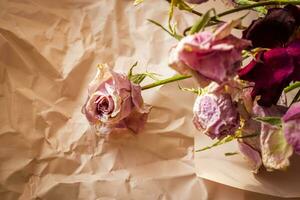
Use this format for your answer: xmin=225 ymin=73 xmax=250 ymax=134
xmin=193 ymin=91 xmax=239 ymax=139
xmin=243 ymin=5 xmax=300 ymax=48
xmin=82 ymin=64 xmax=150 ymax=134
xmin=169 ymin=22 xmax=251 ymax=85
xmin=283 ymin=102 xmax=300 ymax=155
xmin=239 ymin=40 xmax=300 ymax=107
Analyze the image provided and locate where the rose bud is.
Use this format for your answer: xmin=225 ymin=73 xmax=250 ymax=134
xmin=82 ymin=64 xmax=150 ymax=134
xmin=193 ymin=92 xmax=239 ymax=139
xmin=243 ymin=5 xmax=300 ymax=48
xmin=169 ymin=22 xmax=250 ymax=84
xmin=283 ymin=102 xmax=300 ymax=155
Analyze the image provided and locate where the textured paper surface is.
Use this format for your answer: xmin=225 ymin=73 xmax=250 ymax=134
xmin=0 ymin=0 xmax=299 ymax=199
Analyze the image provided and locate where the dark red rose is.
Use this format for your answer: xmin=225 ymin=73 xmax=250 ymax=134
xmin=239 ymin=40 xmax=300 ymax=107
xmin=243 ymin=5 xmax=300 ymax=48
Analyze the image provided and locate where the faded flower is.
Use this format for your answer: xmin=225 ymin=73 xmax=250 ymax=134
xmin=193 ymin=90 xmax=239 ymax=139
xmin=169 ymin=22 xmax=250 ymax=84
xmin=82 ymin=64 xmax=150 ymax=134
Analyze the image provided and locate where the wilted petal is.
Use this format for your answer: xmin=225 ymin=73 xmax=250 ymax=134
xmin=124 ymin=106 xmax=150 ymax=134
xmin=283 ymin=102 xmax=300 ymax=121
xmin=261 ymin=127 xmax=293 ymax=171
xmin=283 ymin=102 xmax=300 ymax=154
xmin=283 ymin=119 xmax=300 ymax=155
xmin=253 ymin=104 xmax=292 ymax=171
xmin=238 ymin=117 xmax=262 ymax=172
xmin=238 ymin=142 xmax=262 ymax=173
xmin=131 ymin=84 xmax=150 ymax=113
xmin=88 ymin=64 xmax=112 ymax=95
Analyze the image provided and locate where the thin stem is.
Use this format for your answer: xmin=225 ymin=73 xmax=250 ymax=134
xmin=165 ymin=0 xmax=203 ymax=16
xmin=164 ymin=0 xmax=222 ymax=23
xmin=284 ymin=81 xmax=300 ymax=93
xmin=214 ymin=0 xmax=300 ymax=20
xmin=236 ymin=133 xmax=259 ymax=139
xmin=291 ymin=89 xmax=300 ymax=105
xmin=141 ymin=74 xmax=192 ymax=90
xmin=184 ymin=0 xmax=300 ymax=35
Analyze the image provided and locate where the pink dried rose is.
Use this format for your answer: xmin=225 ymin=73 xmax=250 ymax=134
xmin=193 ymin=91 xmax=239 ymax=139
xmin=169 ymin=22 xmax=251 ymax=84
xmin=82 ymin=64 xmax=150 ymax=134
xmin=283 ymin=102 xmax=300 ymax=155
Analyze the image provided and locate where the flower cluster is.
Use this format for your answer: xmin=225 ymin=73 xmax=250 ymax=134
xmin=167 ymin=2 xmax=300 ymax=172
xmin=83 ymin=0 xmax=300 ymax=173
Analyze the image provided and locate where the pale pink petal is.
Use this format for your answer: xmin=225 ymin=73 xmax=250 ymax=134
xmin=238 ymin=142 xmax=262 ymax=173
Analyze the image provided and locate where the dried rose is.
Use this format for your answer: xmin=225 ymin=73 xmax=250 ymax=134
xmin=169 ymin=22 xmax=250 ymax=85
xmin=82 ymin=64 xmax=150 ymax=134
xmin=193 ymin=91 xmax=239 ymax=139
xmin=243 ymin=5 xmax=300 ymax=48
xmin=283 ymin=102 xmax=300 ymax=155
xmin=239 ymin=40 xmax=300 ymax=107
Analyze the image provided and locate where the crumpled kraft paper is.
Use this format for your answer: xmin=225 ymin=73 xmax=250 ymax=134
xmin=0 ymin=0 xmax=202 ymax=199
xmin=0 ymin=0 xmax=299 ymax=199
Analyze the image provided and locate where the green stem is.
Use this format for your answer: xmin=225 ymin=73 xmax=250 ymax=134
xmin=141 ymin=74 xmax=192 ymax=90
xmin=214 ymin=0 xmax=300 ymax=20
xmin=165 ymin=0 xmax=203 ymax=17
xmin=164 ymin=0 xmax=222 ymax=23
xmin=184 ymin=0 xmax=300 ymax=35
xmin=284 ymin=81 xmax=300 ymax=93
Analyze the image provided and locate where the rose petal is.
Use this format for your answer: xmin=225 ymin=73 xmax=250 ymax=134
xmin=283 ymin=102 xmax=300 ymax=121
xmin=283 ymin=119 xmax=300 ymax=155
xmin=238 ymin=142 xmax=262 ymax=173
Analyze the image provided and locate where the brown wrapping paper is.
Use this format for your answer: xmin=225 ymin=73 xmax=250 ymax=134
xmin=0 ymin=0 xmax=299 ymax=199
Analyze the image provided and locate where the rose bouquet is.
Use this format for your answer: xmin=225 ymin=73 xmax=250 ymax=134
xmin=83 ymin=0 xmax=300 ymax=173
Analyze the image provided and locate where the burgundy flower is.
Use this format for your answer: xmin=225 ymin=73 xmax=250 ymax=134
xmin=243 ymin=5 xmax=300 ymax=48
xmin=238 ymin=40 xmax=300 ymax=107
